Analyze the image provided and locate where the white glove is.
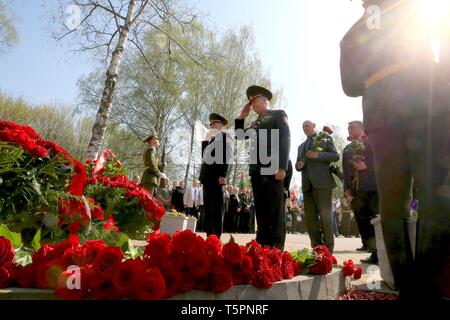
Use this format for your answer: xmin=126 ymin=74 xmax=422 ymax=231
xmin=159 ymin=173 xmax=168 ymax=180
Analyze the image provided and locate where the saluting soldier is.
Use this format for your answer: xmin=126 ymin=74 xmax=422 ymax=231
xmin=199 ymin=113 xmax=232 ymax=239
xmin=341 ymin=0 xmax=450 ymax=299
xmin=141 ymin=134 xmax=166 ymax=196
xmin=235 ymin=85 xmax=291 ymax=250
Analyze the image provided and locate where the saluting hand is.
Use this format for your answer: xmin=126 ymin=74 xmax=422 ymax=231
xmin=239 ymin=103 xmax=251 ymax=119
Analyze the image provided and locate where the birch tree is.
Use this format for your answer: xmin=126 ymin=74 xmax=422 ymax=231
xmin=52 ymin=0 xmax=197 ymax=160
xmin=0 ymin=0 xmax=18 ymax=53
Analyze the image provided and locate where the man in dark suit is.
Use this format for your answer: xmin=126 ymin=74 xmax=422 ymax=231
xmin=343 ymin=120 xmax=379 ymax=264
xmin=341 ymin=0 xmax=450 ymax=299
xmin=295 ymin=121 xmax=340 ymax=253
xmin=235 ymin=85 xmax=291 ymax=250
xmin=199 ymin=113 xmax=232 ymax=239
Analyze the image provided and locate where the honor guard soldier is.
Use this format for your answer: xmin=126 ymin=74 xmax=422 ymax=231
xmin=141 ymin=134 xmax=166 ymax=196
xmin=199 ymin=113 xmax=233 ymax=239
xmin=235 ymin=85 xmax=291 ymax=250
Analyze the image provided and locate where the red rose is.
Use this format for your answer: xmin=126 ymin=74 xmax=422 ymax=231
xmin=68 ymin=221 xmax=81 ymax=234
xmin=52 ymin=237 xmax=80 ymax=259
xmin=55 ymin=266 xmax=89 ymax=300
xmin=135 ymin=268 xmax=166 ymax=300
xmin=93 ymin=247 xmax=124 ymax=280
xmin=0 ymin=266 xmax=11 ymax=289
xmin=144 ymin=232 xmax=173 ymax=260
xmin=282 ymin=252 xmax=295 ymax=279
xmin=61 ymin=247 xmax=84 ymax=268
xmin=32 ymin=244 xmax=55 ymax=264
xmin=251 ymin=268 xmax=274 ymax=289
xmin=17 ymin=264 xmax=36 ymax=288
xmin=91 ymin=279 xmax=123 ymax=300
xmin=81 ymin=240 xmax=108 ymax=265
xmin=172 ymin=230 xmax=198 ymax=254
xmin=36 ymin=261 xmax=65 ymax=289
xmin=0 ymin=237 xmax=14 ymax=265
xmin=186 ymin=252 xmax=210 ymax=277
xmin=210 ymin=271 xmax=233 ymax=293
xmin=112 ymin=259 xmax=146 ymax=294
xmin=342 ymin=260 xmax=355 ymax=277
xmin=222 ymin=241 xmax=243 ymax=265
xmin=179 ymin=271 xmax=196 ymax=293
xmin=323 ymin=126 xmax=334 ymax=135
xmin=309 ymin=259 xmax=330 ymax=275
xmin=353 ymin=267 xmax=362 ymax=280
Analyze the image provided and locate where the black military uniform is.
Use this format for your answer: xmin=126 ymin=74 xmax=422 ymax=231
xmin=199 ymin=113 xmax=231 ymax=239
xmin=341 ymin=1 xmax=450 ymax=299
xmin=235 ymin=85 xmax=291 ymax=249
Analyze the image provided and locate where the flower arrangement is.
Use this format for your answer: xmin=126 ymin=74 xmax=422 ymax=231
xmin=291 ymin=245 xmax=337 ymax=275
xmin=84 ymin=150 xmax=165 ymax=239
xmin=311 ymin=126 xmax=334 ymax=152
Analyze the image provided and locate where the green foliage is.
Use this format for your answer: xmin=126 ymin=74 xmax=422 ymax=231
xmin=291 ymin=248 xmax=317 ymax=275
xmin=0 ymin=0 xmax=19 ymax=53
xmin=0 ymin=142 xmax=71 ymax=234
xmin=0 ymin=224 xmax=22 ymax=248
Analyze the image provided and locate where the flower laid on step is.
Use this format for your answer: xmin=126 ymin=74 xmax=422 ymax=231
xmin=0 ymin=231 xmax=306 ymax=300
xmin=291 ymin=245 xmax=337 ymax=276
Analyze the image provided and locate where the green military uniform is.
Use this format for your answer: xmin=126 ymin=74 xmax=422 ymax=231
xmin=235 ymin=85 xmax=291 ymax=250
xmin=141 ymin=146 xmax=161 ymax=196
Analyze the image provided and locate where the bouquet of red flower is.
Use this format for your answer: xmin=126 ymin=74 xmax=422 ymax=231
xmin=84 ymin=150 xmax=165 ymax=240
xmin=0 ymin=121 xmax=88 ymax=242
xmin=347 ymin=136 xmax=366 ymax=191
xmin=311 ymin=126 xmax=334 ymax=152
xmin=291 ymin=245 xmax=337 ymax=276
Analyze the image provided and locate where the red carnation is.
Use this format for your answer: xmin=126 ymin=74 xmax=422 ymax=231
xmin=332 ymin=256 xmax=338 ymax=265
xmin=342 ymin=260 xmax=355 ymax=277
xmin=93 ymin=247 xmax=124 ymax=280
xmin=241 ymin=255 xmax=254 ymax=274
xmin=103 ymin=216 xmax=119 ymax=232
xmin=68 ymin=221 xmax=81 ymax=234
xmin=162 ymin=269 xmax=183 ymax=298
xmin=186 ymin=252 xmax=210 ymax=278
xmin=251 ymin=268 xmax=274 ymax=289
xmin=222 ymin=241 xmax=243 ymax=265
xmin=205 ymin=235 xmax=222 ymax=257
xmin=353 ymin=267 xmax=363 ymax=280
xmin=210 ymin=270 xmax=233 ymax=293
xmin=172 ymin=230 xmax=198 ymax=255
xmin=135 ymin=268 xmax=166 ymax=300
xmin=293 ymin=260 xmax=301 ymax=275
xmin=30 ymin=146 xmax=49 ymax=158
xmin=0 ymin=237 xmax=15 ymax=265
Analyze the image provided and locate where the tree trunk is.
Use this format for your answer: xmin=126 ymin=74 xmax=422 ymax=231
xmin=85 ymin=0 xmax=136 ymax=161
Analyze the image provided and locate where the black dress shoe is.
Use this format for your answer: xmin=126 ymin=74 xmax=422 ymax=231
xmin=356 ymin=245 xmax=368 ymax=252
xmin=360 ymin=254 xmax=378 ymax=265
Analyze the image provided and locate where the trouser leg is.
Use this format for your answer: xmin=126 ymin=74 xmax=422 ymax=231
xmin=303 ymin=189 xmax=322 ymax=248
xmin=314 ymin=188 xmax=334 ymax=253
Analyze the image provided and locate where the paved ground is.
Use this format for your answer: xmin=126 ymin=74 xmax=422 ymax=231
xmin=135 ymin=232 xmax=397 ymax=295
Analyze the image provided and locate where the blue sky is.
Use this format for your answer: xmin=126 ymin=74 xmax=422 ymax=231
xmin=0 ymin=0 xmax=366 ymax=186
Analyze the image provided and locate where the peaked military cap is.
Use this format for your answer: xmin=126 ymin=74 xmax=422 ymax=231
xmin=209 ymin=113 xmax=228 ymax=126
xmin=144 ymin=134 xmax=160 ymax=143
xmin=246 ymin=85 xmax=273 ymax=103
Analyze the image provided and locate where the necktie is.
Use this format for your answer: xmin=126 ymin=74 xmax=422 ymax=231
xmin=305 ymin=136 xmax=313 ymax=152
